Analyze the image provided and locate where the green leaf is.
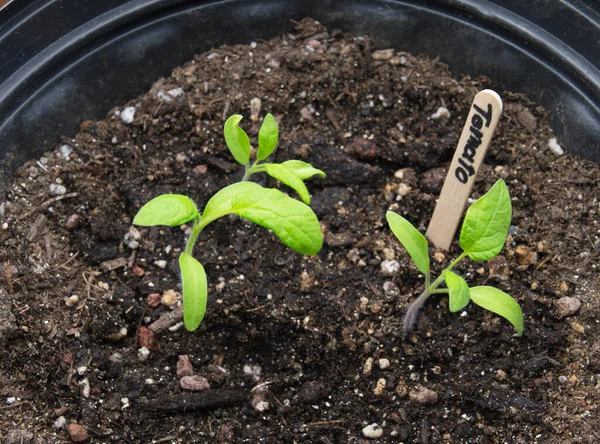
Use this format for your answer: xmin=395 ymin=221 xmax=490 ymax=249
xmin=133 ymin=194 xmax=199 ymax=227
xmin=443 ymin=270 xmax=470 ymax=312
xmin=201 ymin=182 xmax=322 ymax=255
xmin=263 ymin=163 xmax=311 ymax=204
xmin=200 ymin=182 xmax=264 ymax=227
xmin=279 ymin=160 xmax=326 ymax=180
xmin=224 ymin=114 xmax=251 ymax=165
xmin=470 ymin=286 xmax=523 ymax=335
xmin=179 ymin=252 xmax=208 ymax=332
xmin=257 ymin=113 xmax=279 ymax=160
xmin=460 ymin=179 xmax=512 ymax=261
xmin=386 ymin=211 xmax=430 ymax=274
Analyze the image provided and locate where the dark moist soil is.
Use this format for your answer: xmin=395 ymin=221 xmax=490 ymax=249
xmin=1 ymin=18 xmax=599 ymax=444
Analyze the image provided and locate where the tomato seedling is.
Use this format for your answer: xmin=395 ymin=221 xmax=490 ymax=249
xmin=386 ymin=179 xmax=523 ymax=337
xmin=134 ymin=114 xmax=325 ymax=331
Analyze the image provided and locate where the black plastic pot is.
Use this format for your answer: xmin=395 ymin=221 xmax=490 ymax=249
xmin=1 ymin=0 xmax=599 ymax=193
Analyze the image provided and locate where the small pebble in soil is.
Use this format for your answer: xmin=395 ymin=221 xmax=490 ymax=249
xmin=496 ymin=369 xmax=507 ymax=380
xmin=373 ymin=378 xmax=386 ymax=395
xmin=243 ymin=364 xmax=262 ymax=382
xmin=251 ymin=385 xmax=270 ymax=412
xmin=49 ymin=183 xmax=67 ymax=196
xmin=396 ymin=183 xmax=412 ymax=198
xmin=548 ymin=137 xmax=564 ymax=156
xmin=138 ymin=346 xmax=150 ymax=362
xmin=64 ymin=294 xmax=79 ymax=307
xmin=53 ymin=415 xmax=66 ymax=429
xmin=409 ymin=385 xmax=439 ymax=405
xmin=380 ymin=260 xmax=400 ymax=276
xmin=161 ymin=289 xmax=181 ymax=308
xmin=300 ymin=106 xmax=313 ymax=121
xmin=180 ymin=375 xmax=211 ymax=391
xmin=378 ymin=358 xmax=390 ymax=370
xmin=138 ymin=326 xmax=158 ymax=351
xmin=5 ymin=430 xmax=34 ymax=443
xmin=145 ymin=293 xmax=161 ymax=308
xmin=559 ymin=375 xmax=568 ymax=384
xmin=109 ymin=352 xmax=124 ymax=363
xmin=298 ymin=381 xmax=320 ymax=404
xmin=121 ymin=397 xmax=131 ymax=409
xmin=363 ymin=357 xmax=374 ymax=376
xmin=177 ymin=354 xmax=195 ymax=379
xmin=362 ymin=423 xmax=384 ymax=439
xmin=371 ymin=48 xmax=394 ymax=60
xmin=555 ymin=296 xmax=581 ymax=318
xmin=67 ymin=423 xmax=89 ymax=442
xmin=65 ymin=214 xmax=80 ymax=231
xmin=250 ymin=97 xmax=262 ymax=122
xmin=515 ymin=245 xmax=538 ymax=265
xmin=382 ymin=281 xmax=400 ymax=298
xmin=120 ymin=106 xmax=136 ymax=124
xmin=433 ymin=251 xmax=445 ymax=263
xmin=154 ymin=259 xmax=167 ymax=269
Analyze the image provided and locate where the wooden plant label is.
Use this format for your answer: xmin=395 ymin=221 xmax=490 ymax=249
xmin=426 ymin=89 xmax=503 ymax=250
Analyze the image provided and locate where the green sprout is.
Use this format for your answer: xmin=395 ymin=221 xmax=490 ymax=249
xmin=133 ymin=113 xmax=325 ymax=331
xmin=386 ymin=179 xmax=523 ymax=337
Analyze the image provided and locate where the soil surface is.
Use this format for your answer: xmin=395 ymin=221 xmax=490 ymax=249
xmin=1 ymin=18 xmax=599 ymax=443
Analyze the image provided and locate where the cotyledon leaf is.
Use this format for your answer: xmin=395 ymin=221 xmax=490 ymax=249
xmin=386 ymin=211 xmax=430 ymax=274
xmin=133 ymin=194 xmax=198 ymax=227
xmin=470 ymin=286 xmax=523 ymax=335
xmin=179 ymin=252 xmax=207 ymax=332
xmin=443 ymin=270 xmax=470 ymax=312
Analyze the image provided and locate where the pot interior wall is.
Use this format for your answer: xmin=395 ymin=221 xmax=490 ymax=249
xmin=1 ymin=0 xmax=599 ymax=192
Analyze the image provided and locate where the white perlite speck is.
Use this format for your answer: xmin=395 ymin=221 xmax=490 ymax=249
xmin=157 ymin=87 xmax=184 ymax=102
xmin=49 ymin=183 xmax=67 ymax=196
xmin=120 ymin=106 xmax=136 ymax=124
xmin=243 ymin=364 xmax=262 ymax=382
xmin=430 ymin=106 xmax=451 ymax=120
xmin=124 ymin=226 xmax=141 ymax=249
xmin=138 ymin=347 xmax=150 ymax=362
xmin=548 ymin=137 xmax=564 ymax=156
xmin=59 ymin=144 xmax=73 ymax=159
xmin=380 ymin=260 xmax=400 ymax=276
xmin=362 ymin=423 xmax=384 ymax=439
xmin=378 ymin=358 xmax=390 ymax=370
xmin=53 ymin=416 xmax=67 ymax=429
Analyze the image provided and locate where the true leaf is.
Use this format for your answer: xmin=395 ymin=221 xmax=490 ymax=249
xmin=460 ymin=179 xmax=512 ymax=261
xmin=200 ymin=182 xmax=264 ymax=227
xmin=224 ymin=114 xmax=251 ymax=165
xmin=386 ymin=211 xmax=430 ymax=274
xmin=257 ymin=113 xmax=279 ymax=160
xmin=470 ymin=286 xmax=523 ymax=335
xmin=443 ymin=270 xmax=470 ymax=312
xmin=201 ymin=182 xmax=322 ymax=255
xmin=179 ymin=252 xmax=207 ymax=332
xmin=278 ymin=160 xmax=326 ymax=181
xmin=133 ymin=194 xmax=198 ymax=227
xmin=263 ymin=163 xmax=311 ymax=204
